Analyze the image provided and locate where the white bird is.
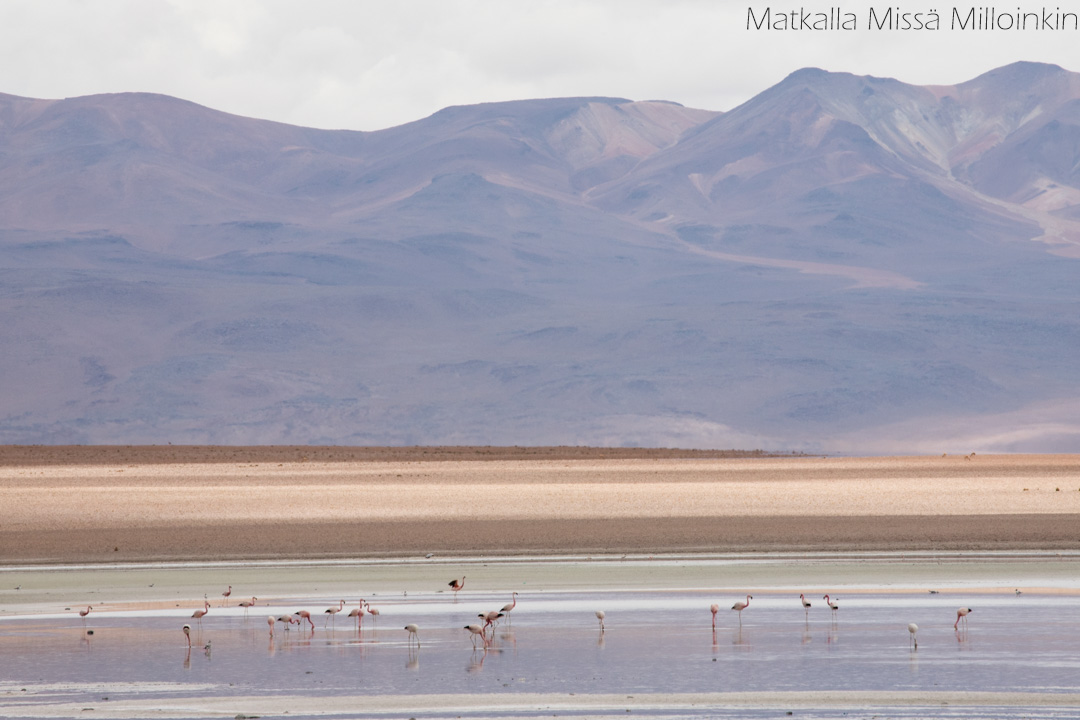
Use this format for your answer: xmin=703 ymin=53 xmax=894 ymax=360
xmin=595 ymin=610 xmax=606 ymax=632
xmin=239 ymin=597 xmax=258 ymax=616
xmin=500 ymin=592 xmax=519 ymax=624
xmin=191 ymin=600 xmax=210 ymax=625
xmin=731 ymin=595 xmax=752 ymax=625
xmin=908 ymin=622 xmax=919 ymax=649
xmin=954 ymin=607 xmax=972 ymax=630
xmin=823 ymin=594 xmax=839 ymax=612
xmin=464 ymin=624 xmax=486 ymax=648
xmin=405 ymin=623 xmax=420 ymax=647
xmin=346 ymin=604 xmax=365 ymax=630
xmin=324 ymin=599 xmax=344 ymax=627
xmin=710 ymin=603 xmax=719 ymax=630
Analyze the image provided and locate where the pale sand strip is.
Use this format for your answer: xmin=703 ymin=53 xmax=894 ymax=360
xmin=4 ymin=691 xmax=1080 ymax=719
xmin=2 ymin=454 xmax=1078 ymax=562
xmin=3 ymin=554 xmax=1080 ymax=617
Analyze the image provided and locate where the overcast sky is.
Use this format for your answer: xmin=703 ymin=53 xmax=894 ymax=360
xmin=2 ymin=0 xmax=1077 ymax=131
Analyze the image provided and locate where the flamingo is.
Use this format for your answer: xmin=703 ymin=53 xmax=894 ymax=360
xmin=324 ymin=599 xmax=345 ymax=627
xmin=192 ymin=600 xmax=210 ymax=625
xmin=238 ymin=597 xmax=258 ymax=616
xmin=954 ymin=607 xmax=972 ymax=630
xmin=78 ymin=606 xmax=92 ymax=619
xmin=294 ymin=609 xmax=315 ymax=630
xmin=449 ymin=577 xmax=465 ymax=598
xmin=182 ymin=624 xmax=191 ymax=647
xmin=478 ymin=610 xmax=503 ymax=629
xmin=346 ymin=603 xmax=365 ymax=630
xmin=500 ymin=592 xmax=519 ymax=624
xmin=823 ymin=594 xmax=839 ymax=612
xmin=221 ymin=585 xmax=232 ymax=606
xmin=731 ymin=595 xmax=752 ymax=625
xmin=364 ymin=601 xmax=380 ymax=624
xmin=277 ymin=615 xmax=298 ymax=631
xmin=800 ymin=593 xmax=812 ymax=617
xmin=405 ymin=623 xmax=420 ymax=647
xmin=464 ymin=623 xmax=487 ymax=648
xmin=267 ymin=615 xmax=275 ymax=637
xmin=908 ymin=622 xmax=918 ymax=649
xmin=595 ymin=610 xmax=606 ymax=632
xmin=710 ymin=603 xmax=719 ymax=629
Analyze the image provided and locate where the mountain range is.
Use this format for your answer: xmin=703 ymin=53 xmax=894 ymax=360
xmin=2 ymin=61 xmax=1078 ymax=452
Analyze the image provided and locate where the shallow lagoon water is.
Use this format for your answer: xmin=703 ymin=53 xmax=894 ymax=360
xmin=3 ymin=556 xmax=1080 ymax=719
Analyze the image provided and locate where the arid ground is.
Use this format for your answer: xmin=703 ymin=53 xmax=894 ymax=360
xmin=1 ymin=447 xmax=1078 ymax=564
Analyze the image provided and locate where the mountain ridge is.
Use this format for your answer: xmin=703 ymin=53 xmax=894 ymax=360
xmin=2 ymin=62 xmax=1078 ymax=452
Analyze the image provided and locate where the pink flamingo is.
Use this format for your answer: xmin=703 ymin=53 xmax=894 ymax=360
xmin=500 ymin=592 xmax=519 ymax=624
xmin=595 ymin=610 xmax=606 ymax=632
xmin=267 ymin=615 xmax=275 ymax=637
xmin=405 ymin=623 xmax=420 ymax=648
xmin=192 ymin=600 xmax=210 ymax=626
xmin=800 ymin=593 xmax=812 ymax=620
xmin=449 ymin=577 xmax=465 ymax=598
xmin=78 ymin=606 xmax=92 ymax=619
xmin=276 ymin=615 xmax=298 ymax=631
xmin=364 ymin=600 xmax=380 ymax=625
xmin=182 ymin=624 xmax=191 ymax=647
xmin=464 ymin=623 xmax=487 ymax=648
xmin=478 ymin=610 xmax=503 ymax=629
xmin=731 ymin=595 xmax=752 ymax=625
xmin=324 ymin=599 xmax=344 ymax=627
xmin=955 ymin=607 xmax=972 ymax=629
xmin=347 ymin=602 xmax=365 ymax=630
xmin=294 ymin=609 xmax=315 ymax=629
xmin=823 ymin=595 xmax=839 ymax=612
xmin=221 ymin=585 xmax=232 ymax=606
xmin=710 ymin=603 xmax=719 ymax=629
xmin=238 ymin=597 xmax=258 ymax=616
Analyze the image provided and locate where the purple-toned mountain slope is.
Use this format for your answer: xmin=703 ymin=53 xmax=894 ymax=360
xmin=1 ymin=63 xmax=1078 ymax=452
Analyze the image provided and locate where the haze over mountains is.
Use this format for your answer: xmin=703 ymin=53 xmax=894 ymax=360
xmin=2 ymin=61 xmax=1078 ymax=452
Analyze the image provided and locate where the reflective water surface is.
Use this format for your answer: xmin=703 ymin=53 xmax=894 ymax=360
xmin=3 ymin=562 xmax=1080 ymax=719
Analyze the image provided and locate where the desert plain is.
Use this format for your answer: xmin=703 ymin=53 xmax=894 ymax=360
xmin=3 ymin=447 xmax=1080 ymax=720
xmin=1 ymin=446 xmax=1078 ymax=563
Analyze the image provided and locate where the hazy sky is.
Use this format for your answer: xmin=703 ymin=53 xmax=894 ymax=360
xmin=2 ymin=0 xmax=1077 ymax=131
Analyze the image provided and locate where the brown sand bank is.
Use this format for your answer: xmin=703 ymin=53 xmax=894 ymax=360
xmin=1 ymin=449 xmax=1078 ymax=563
xmin=0 ymin=444 xmax=785 ymax=466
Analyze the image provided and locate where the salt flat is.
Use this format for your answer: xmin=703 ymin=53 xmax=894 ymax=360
xmin=1 ymin=453 xmax=1078 ymax=563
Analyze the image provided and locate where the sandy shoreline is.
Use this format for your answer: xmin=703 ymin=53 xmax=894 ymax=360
xmin=7 ymin=691 xmax=1080 ymax=719
xmin=1 ymin=449 xmax=1078 ymax=564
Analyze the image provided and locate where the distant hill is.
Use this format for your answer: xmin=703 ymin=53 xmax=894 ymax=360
xmin=2 ymin=62 xmax=1078 ymax=453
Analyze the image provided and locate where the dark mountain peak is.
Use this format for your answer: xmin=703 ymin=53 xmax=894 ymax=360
xmin=423 ymin=96 xmax=632 ymax=129
xmin=961 ymin=60 xmax=1070 ymax=87
xmin=773 ymin=67 xmax=909 ymax=96
xmin=949 ymin=61 xmax=1080 ymax=107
